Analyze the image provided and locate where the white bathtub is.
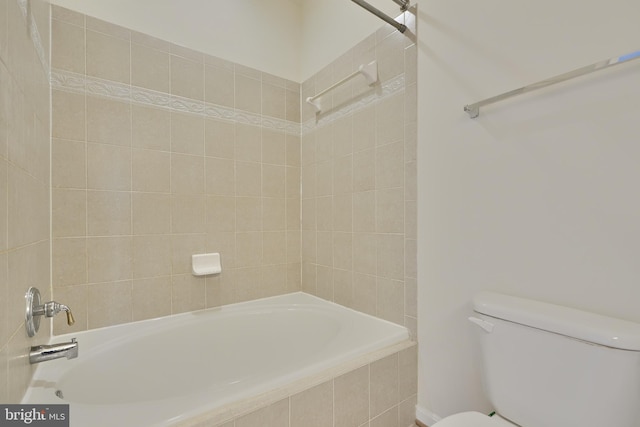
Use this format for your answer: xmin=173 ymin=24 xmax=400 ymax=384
xmin=22 ymin=292 xmax=410 ymax=427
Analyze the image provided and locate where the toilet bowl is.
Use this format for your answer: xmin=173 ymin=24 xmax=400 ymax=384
xmin=433 ymin=411 xmax=515 ymax=427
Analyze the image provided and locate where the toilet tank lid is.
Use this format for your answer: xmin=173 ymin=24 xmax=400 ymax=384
xmin=473 ymin=292 xmax=640 ymax=351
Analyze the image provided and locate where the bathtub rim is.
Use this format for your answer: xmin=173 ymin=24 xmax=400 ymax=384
xmin=46 ymin=291 xmax=408 ymax=345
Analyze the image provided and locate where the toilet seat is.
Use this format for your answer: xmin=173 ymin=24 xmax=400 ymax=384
xmin=432 ymin=411 xmax=516 ymax=427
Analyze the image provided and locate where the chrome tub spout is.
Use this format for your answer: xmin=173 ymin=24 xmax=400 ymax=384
xmin=29 ymin=338 xmax=78 ymax=364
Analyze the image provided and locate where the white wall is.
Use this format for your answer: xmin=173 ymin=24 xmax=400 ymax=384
xmin=47 ymin=0 xmax=404 ymax=82
xmin=416 ymin=0 xmax=640 ymax=423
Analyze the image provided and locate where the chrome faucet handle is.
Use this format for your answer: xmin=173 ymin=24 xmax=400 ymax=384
xmin=25 ymin=287 xmax=75 ymax=337
xmin=43 ymin=302 xmax=75 ymax=326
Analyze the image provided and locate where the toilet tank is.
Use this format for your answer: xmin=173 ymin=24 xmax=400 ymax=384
xmin=470 ymin=292 xmax=640 ymax=427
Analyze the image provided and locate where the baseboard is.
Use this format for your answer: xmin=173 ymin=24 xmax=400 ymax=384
xmin=415 ymin=405 xmax=441 ymax=427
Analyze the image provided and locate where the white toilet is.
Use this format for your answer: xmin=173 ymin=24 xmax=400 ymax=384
xmin=432 ymin=292 xmax=640 ymax=427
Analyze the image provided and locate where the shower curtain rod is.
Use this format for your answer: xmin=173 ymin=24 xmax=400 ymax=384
xmin=350 ymin=0 xmax=407 ymax=33
xmin=391 ymin=0 xmax=410 ymax=11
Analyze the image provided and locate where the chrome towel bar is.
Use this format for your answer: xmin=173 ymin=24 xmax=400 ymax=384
xmin=306 ymin=60 xmax=378 ymax=113
xmin=464 ymin=49 xmax=640 ymax=118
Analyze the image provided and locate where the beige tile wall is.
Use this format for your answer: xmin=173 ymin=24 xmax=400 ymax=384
xmin=0 ymin=0 xmax=51 ymax=403
xmin=300 ymin=13 xmax=418 ymax=335
xmin=50 ymin=6 xmax=302 ymax=333
xmin=50 ymin=6 xmax=417 ymax=339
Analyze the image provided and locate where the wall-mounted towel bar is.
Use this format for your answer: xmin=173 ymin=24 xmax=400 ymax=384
xmin=306 ymin=60 xmax=378 ymax=113
xmin=464 ymin=49 xmax=640 ymax=118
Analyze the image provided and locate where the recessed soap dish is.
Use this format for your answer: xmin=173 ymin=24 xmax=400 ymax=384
xmin=192 ymin=253 xmax=222 ymax=276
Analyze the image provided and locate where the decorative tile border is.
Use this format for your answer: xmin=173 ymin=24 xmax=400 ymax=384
xmin=16 ymin=0 xmax=49 ymax=75
xmin=50 ymin=68 xmax=303 ymax=136
xmin=51 ymin=68 xmax=405 ymax=138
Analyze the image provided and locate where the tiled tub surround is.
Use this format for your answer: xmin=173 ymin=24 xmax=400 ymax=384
xmin=24 ymin=293 xmax=417 ymax=427
xmin=185 ymin=342 xmax=418 ymax=427
xmin=50 ymin=5 xmax=418 ymax=336
xmin=0 ymin=3 xmax=419 ymax=426
xmin=50 ymin=5 xmax=303 ymax=333
xmin=44 ymin=7 xmax=421 ymax=427
xmin=0 ymin=0 xmax=51 ymax=402
xmin=300 ymin=11 xmax=418 ymax=336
